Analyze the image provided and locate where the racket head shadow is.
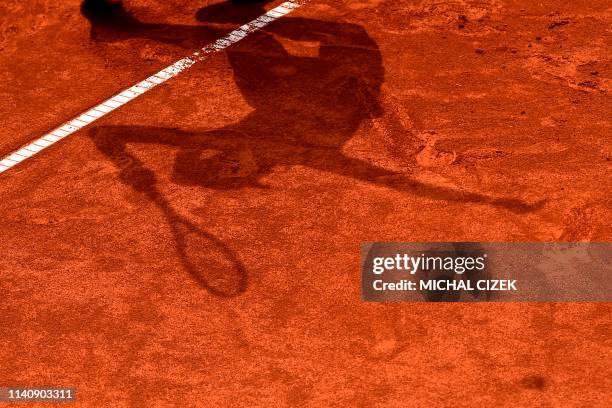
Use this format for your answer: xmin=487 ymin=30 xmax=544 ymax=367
xmin=173 ymin=220 xmax=248 ymax=297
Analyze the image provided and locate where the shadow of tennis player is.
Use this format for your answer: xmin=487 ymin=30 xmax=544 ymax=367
xmin=85 ymin=0 xmax=543 ymax=296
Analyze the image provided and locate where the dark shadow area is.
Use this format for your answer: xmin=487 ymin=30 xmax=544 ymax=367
xmin=81 ymin=0 xmax=276 ymax=46
xmin=81 ymin=0 xmax=226 ymax=47
xmin=84 ymin=0 xmax=543 ymax=295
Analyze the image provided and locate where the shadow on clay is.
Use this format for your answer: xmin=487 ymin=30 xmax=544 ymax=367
xmin=84 ymin=0 xmax=543 ymax=296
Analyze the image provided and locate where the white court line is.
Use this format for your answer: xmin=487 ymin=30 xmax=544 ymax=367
xmin=0 ymin=0 xmax=306 ymax=175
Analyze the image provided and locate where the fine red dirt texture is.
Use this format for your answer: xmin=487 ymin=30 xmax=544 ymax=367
xmin=0 ymin=0 xmax=610 ymax=406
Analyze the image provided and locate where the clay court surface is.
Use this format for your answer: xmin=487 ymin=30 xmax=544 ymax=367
xmin=0 ymin=0 xmax=610 ymax=406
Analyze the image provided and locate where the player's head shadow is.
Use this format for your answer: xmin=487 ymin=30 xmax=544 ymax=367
xmin=196 ymin=2 xmax=387 ymax=145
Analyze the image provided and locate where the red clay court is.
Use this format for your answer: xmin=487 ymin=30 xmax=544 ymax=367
xmin=0 ymin=0 xmax=610 ymax=406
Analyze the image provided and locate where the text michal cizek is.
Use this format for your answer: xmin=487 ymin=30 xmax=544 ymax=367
xmin=373 ymin=279 xmax=517 ymax=292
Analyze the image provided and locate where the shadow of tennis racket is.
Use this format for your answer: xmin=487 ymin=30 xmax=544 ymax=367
xmin=90 ymin=126 xmax=248 ymax=298
xmin=155 ymin=194 xmax=248 ymax=297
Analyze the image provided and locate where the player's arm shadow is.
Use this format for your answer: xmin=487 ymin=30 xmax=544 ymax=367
xmin=300 ymin=149 xmax=545 ymax=214
xmin=90 ymin=124 xmax=543 ymax=215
